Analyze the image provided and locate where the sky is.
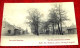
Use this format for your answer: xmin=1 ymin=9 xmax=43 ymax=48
xmin=3 ymin=2 xmax=76 ymax=33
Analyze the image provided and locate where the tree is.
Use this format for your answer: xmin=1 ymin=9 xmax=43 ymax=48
xmin=49 ymin=9 xmax=59 ymax=34
xmin=56 ymin=4 xmax=68 ymax=35
xmin=49 ymin=4 xmax=68 ymax=35
xmin=27 ymin=8 xmax=41 ymax=35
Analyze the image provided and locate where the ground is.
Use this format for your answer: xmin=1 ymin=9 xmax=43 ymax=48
xmin=1 ymin=34 xmax=78 ymax=46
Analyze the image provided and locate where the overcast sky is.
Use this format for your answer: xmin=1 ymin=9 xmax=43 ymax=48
xmin=3 ymin=2 xmax=76 ymax=33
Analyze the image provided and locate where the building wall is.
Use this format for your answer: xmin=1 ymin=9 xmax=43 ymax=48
xmin=2 ymin=21 xmax=15 ymax=36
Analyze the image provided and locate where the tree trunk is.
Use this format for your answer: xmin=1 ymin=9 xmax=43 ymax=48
xmin=59 ymin=4 xmax=63 ymax=35
xmin=52 ymin=24 xmax=55 ymax=34
xmin=58 ymin=23 xmax=60 ymax=34
xmin=60 ymin=22 xmax=62 ymax=35
xmin=36 ymin=23 xmax=39 ymax=35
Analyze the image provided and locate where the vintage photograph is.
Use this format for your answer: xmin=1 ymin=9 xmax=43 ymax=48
xmin=1 ymin=2 xmax=78 ymax=46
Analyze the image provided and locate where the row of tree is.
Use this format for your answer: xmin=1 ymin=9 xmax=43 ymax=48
xmin=27 ymin=4 xmax=68 ymax=35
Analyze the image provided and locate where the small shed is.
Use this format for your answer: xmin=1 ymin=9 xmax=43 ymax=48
xmin=67 ymin=25 xmax=77 ymax=34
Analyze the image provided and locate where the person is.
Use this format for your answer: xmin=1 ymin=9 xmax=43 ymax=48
xmin=46 ymin=29 xmax=49 ymax=34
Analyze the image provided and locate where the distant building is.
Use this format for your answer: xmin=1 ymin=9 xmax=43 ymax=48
xmin=67 ymin=25 xmax=77 ymax=34
xmin=2 ymin=21 xmax=28 ymax=36
xmin=38 ymin=23 xmax=77 ymax=34
xmin=62 ymin=27 xmax=68 ymax=34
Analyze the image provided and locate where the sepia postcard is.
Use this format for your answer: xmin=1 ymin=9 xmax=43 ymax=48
xmin=1 ymin=2 xmax=78 ymax=46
